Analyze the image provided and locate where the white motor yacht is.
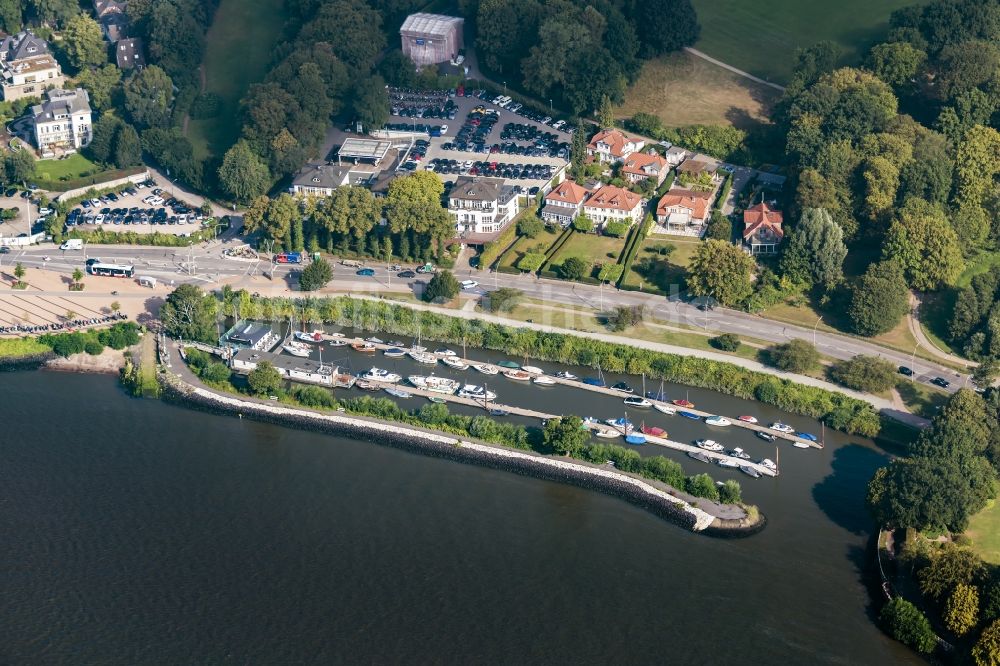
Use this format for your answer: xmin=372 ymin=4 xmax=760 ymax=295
xmin=440 ymin=357 xmax=469 ymax=370
xmin=717 ymin=458 xmax=741 ymax=469
xmin=407 ymin=375 xmax=460 ymax=394
xmin=532 ymin=375 xmax=556 ymax=385
xmin=770 ymin=422 xmax=795 ymax=433
xmin=458 ymin=385 xmax=497 ymax=401
xmin=408 ymin=350 xmax=439 ymax=365
xmin=283 ymin=344 xmax=311 ymax=357
xmin=705 ymin=416 xmax=732 ymax=427
xmin=729 ymin=448 xmax=751 ymax=460
xmin=696 ymin=439 xmax=725 ymax=452
xmin=362 ymin=368 xmax=401 ymax=384
xmin=553 ymin=371 xmax=578 ymax=380
xmin=472 ymin=363 xmax=499 ymax=375
xmin=759 ymin=458 xmax=778 ymax=471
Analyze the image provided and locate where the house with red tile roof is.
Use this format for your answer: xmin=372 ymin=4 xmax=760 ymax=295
xmin=620 ymin=151 xmax=669 ymax=187
xmin=586 ymin=129 xmax=645 ymax=163
xmin=541 ymin=179 xmax=591 ymax=226
xmin=653 ymin=189 xmax=713 ymax=237
xmin=742 ymin=202 xmax=784 ymax=254
xmin=582 ymin=184 xmax=644 ymax=227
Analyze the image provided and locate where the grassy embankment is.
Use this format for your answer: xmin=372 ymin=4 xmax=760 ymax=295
xmin=689 ymin=0 xmax=920 ymax=83
xmin=967 ymin=500 xmax=1000 ymax=565
xmin=0 ymin=336 xmax=51 ymax=358
xmin=186 ymin=0 xmax=289 ymax=160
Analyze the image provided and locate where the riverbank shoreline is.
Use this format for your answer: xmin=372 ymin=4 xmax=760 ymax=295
xmin=159 ymin=369 xmax=766 ymax=537
xmin=43 ymin=347 xmax=130 ymax=375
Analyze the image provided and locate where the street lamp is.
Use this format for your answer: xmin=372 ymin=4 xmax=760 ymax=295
xmin=813 ymin=315 xmax=823 ymax=346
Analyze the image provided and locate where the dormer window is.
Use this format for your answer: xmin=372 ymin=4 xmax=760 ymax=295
xmin=26 ymin=46 xmax=35 ymax=53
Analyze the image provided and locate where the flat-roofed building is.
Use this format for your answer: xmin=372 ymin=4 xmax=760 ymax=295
xmin=338 ymin=137 xmax=392 ymax=166
xmin=400 ymin=13 xmax=464 ymax=67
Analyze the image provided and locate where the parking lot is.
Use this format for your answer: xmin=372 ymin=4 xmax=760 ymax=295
xmin=64 ymin=180 xmax=211 ymax=236
xmin=388 ymin=89 xmax=570 ymax=191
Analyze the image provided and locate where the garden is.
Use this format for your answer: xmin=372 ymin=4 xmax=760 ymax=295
xmin=545 ymin=231 xmax=626 ymax=281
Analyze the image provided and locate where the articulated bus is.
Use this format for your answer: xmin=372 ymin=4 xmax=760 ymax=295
xmin=86 ymin=262 xmax=135 ymax=278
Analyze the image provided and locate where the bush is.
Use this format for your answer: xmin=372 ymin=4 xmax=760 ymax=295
xmin=880 ymin=598 xmax=937 ymax=653
xmin=299 ymin=258 xmax=333 ymax=291
xmin=294 ymin=385 xmax=336 ymax=408
xmin=247 ymin=361 xmax=282 ymax=396
xmin=705 ymin=211 xmax=732 ymax=240
xmin=84 ymin=340 xmax=104 ymax=355
xmin=830 ymin=355 xmax=897 ymax=393
xmin=423 ymin=270 xmax=459 ymax=303
xmin=47 ymin=332 xmax=87 ymax=357
xmin=486 ymin=287 xmax=522 ymax=313
xmin=201 ymin=362 xmax=232 ymax=384
xmin=603 ymin=220 xmax=630 ymax=237
xmin=517 ymin=214 xmax=544 ymax=238
xmin=572 ymin=216 xmax=594 ymax=233
xmin=718 ymin=480 xmax=742 ymax=504
xmin=710 ymin=333 xmax=741 ymax=351
xmin=97 ymin=322 xmax=141 ymax=349
xmin=559 ymin=256 xmax=589 ymax=280
xmin=606 ymin=305 xmax=643 ymax=331
xmin=686 ymin=473 xmax=720 ymax=501
xmin=766 ymin=339 xmax=820 ymax=373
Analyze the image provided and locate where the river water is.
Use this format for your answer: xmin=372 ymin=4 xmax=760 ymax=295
xmin=1 ymin=368 xmax=918 ymax=664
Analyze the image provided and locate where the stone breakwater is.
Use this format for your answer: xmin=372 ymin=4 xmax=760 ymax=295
xmin=0 ymin=352 xmax=55 ymax=372
xmin=160 ymin=375 xmax=765 ymax=535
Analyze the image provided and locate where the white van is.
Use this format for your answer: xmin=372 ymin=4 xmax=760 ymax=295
xmin=60 ymin=239 xmax=83 ymax=250
xmin=460 ymin=280 xmax=479 ymax=290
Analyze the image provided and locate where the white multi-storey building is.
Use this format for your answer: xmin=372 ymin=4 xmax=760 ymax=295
xmin=32 ymin=88 xmax=92 ymax=154
xmin=0 ymin=31 xmax=64 ymax=101
xmin=448 ymin=176 xmax=520 ymax=237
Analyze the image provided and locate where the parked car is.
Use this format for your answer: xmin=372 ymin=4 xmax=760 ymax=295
xmin=931 ymin=377 xmax=951 ymax=388
xmin=460 ymin=280 xmax=479 ymax=290
xmin=898 ymin=366 xmax=914 ymax=376
xmin=356 ymin=268 xmax=376 ymax=277
xmin=398 ymin=270 xmax=416 ymax=278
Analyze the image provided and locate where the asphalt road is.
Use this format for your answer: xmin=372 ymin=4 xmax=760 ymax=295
xmin=6 ymin=242 xmax=970 ymax=397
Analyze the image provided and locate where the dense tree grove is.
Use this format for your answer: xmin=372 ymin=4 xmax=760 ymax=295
xmin=867 ymin=389 xmax=998 ymax=533
xmin=471 ymin=0 xmax=698 ymax=114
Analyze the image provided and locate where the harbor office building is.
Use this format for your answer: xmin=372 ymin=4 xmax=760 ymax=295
xmin=220 ymin=320 xmax=280 ymax=352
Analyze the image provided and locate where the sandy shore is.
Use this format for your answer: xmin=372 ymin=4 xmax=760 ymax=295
xmin=45 ymin=346 xmax=130 ymax=374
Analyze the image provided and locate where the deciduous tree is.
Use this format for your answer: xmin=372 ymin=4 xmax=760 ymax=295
xmin=543 ymin=415 xmax=588 ymax=455
xmin=123 ymin=65 xmax=173 ymax=129
xmin=423 ymin=270 xmax=459 ymax=303
xmin=218 ymin=141 xmax=270 ymax=204
xmin=944 ymin=583 xmax=980 ymax=636
xmin=61 ymin=14 xmax=107 ymax=70
xmin=686 ymin=239 xmax=755 ymax=306
xmin=780 ymin=207 xmax=847 ymax=290
xmin=299 ymin=258 xmax=333 ymax=291
xmin=883 ymin=197 xmax=963 ymax=291
xmin=247 ymin=361 xmax=282 ymax=396
xmin=848 ymin=260 xmax=909 ymax=336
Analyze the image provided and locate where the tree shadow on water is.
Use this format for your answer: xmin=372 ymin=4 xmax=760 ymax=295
xmin=812 ymin=443 xmax=890 ymax=536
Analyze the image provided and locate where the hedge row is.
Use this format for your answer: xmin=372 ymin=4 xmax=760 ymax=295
xmin=616 ymin=215 xmax=654 ymax=288
xmin=67 ymin=229 xmax=209 ymax=246
xmin=234 ymin=294 xmax=883 ymax=437
xmin=539 ymin=226 xmax=574 ymax=273
xmin=713 ymin=172 xmax=733 ymax=212
xmin=478 ymin=217 xmax=520 ymax=270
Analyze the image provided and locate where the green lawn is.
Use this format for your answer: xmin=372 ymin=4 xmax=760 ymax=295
xmin=499 ymin=227 xmax=560 ymax=271
xmin=548 ymin=232 xmax=627 ymax=277
xmin=967 ymin=500 xmax=1000 ymax=565
xmin=0 ymin=336 xmax=51 ymax=359
xmin=895 ymin=379 xmax=949 ymax=419
xmin=691 ymin=0 xmax=923 ymax=83
xmin=623 ymin=237 xmax=699 ymax=291
xmin=34 ymin=153 xmax=99 ymax=181
xmin=186 ymin=0 xmax=289 ymax=160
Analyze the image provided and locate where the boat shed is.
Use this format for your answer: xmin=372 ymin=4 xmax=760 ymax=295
xmin=400 ymin=13 xmax=464 ymax=67
xmin=232 ymin=348 xmax=338 ymax=386
xmin=222 ymin=321 xmax=279 ymax=351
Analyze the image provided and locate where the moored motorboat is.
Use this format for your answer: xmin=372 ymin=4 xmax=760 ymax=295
xmin=521 ymin=365 xmax=543 ymax=375
xmin=740 ymin=464 xmax=761 ymax=478
xmin=625 ymin=433 xmax=646 ymax=445
xmin=759 ymin=458 xmax=778 ymax=472
xmin=770 ymin=422 xmax=795 ymax=433
xmin=532 ymin=375 xmax=556 ymax=385
xmin=387 ymin=340 xmax=405 ymax=347
xmin=756 ymin=431 xmax=777 ymax=442
xmin=623 ymin=396 xmax=652 ymax=408
xmin=604 ymin=417 xmax=633 ymax=433
xmin=294 ymin=331 xmax=323 ymax=342
xmin=696 ymin=439 xmax=725 ymax=452
xmin=705 ymin=415 xmax=732 ymax=427
xmin=738 ymin=415 xmax=758 ymax=424
xmin=472 ymin=363 xmax=499 ymax=375
xmin=793 ymin=442 xmax=812 ymax=449
xmin=653 ymin=403 xmax=676 ymax=415
xmin=796 ymin=432 xmax=818 ymax=442
xmin=408 ymin=350 xmax=438 ymax=365
xmin=426 ymin=396 xmax=447 ymax=404
xmin=458 ymin=385 xmax=497 ymax=401
xmin=679 ymin=411 xmax=701 ymax=420
xmin=554 ymin=371 xmax=578 ymax=380
xmin=440 ymin=356 xmax=469 ymax=370
xmin=355 ymin=379 xmax=379 ymax=391
xmin=610 ymin=382 xmax=633 ymax=394
xmin=673 ymin=398 xmax=695 ymax=408
xmin=407 ymin=375 xmax=460 ymax=394
xmin=729 ymin=447 xmax=751 ymax=460
xmin=687 ymin=450 xmax=712 ymax=464
xmin=352 ymin=342 xmax=376 ymax=353
xmin=489 ymin=408 xmax=510 ymax=416
xmin=503 ymin=369 xmax=531 ymax=381
xmin=283 ymin=344 xmax=311 ymax=357
xmin=717 ymin=458 xmax=741 ymax=469
xmin=326 ymin=339 xmax=348 ymax=347
xmin=434 ymin=348 xmax=456 ymax=356
xmin=383 ymin=347 xmax=406 ymax=358
xmin=362 ymin=368 xmax=401 ymax=383
xmin=594 ymin=429 xmax=621 ymax=438
xmin=365 ymin=337 xmax=384 ymax=344
xmin=384 ymin=387 xmax=412 ymax=398
xmin=645 ymin=391 xmax=669 ymax=401
xmin=641 ymin=425 xmax=666 ymax=437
